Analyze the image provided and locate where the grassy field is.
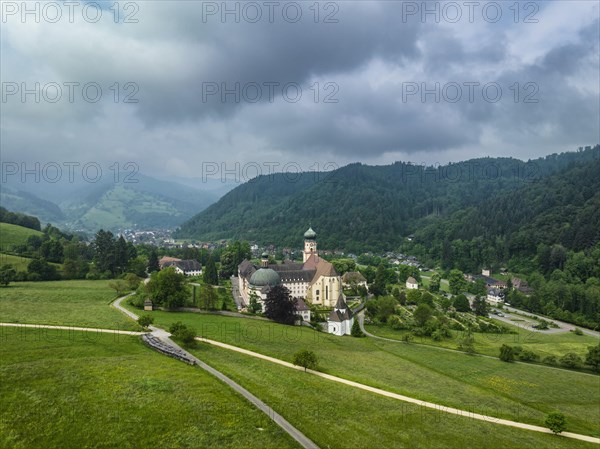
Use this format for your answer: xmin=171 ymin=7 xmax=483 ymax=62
xmin=0 ymin=280 xmax=139 ymax=331
xmin=0 ymin=253 xmax=61 ymax=272
xmin=0 ymin=328 xmax=299 ymax=449
xmin=124 ymin=305 xmax=600 ymax=437
xmin=0 ymin=223 xmax=42 ymax=252
xmin=366 ymin=321 xmax=599 ymax=359
xmin=192 ymin=343 xmax=598 ymax=449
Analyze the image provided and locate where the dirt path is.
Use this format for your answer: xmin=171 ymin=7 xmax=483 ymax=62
xmin=0 ymin=322 xmax=143 ymax=335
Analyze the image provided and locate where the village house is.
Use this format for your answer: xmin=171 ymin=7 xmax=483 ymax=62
xmin=159 ymin=257 xmax=202 ymax=276
xmin=295 ymin=298 xmax=311 ymax=322
xmin=342 ymin=271 xmax=368 ymax=289
xmin=406 ymin=276 xmax=419 ymax=290
xmin=487 ymin=287 xmax=504 ymax=305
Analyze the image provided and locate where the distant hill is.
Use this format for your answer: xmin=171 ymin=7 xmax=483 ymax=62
xmin=0 ymin=188 xmax=66 ymax=225
xmin=1 ymin=173 xmax=220 ymax=233
xmin=174 ymin=146 xmax=600 ymax=252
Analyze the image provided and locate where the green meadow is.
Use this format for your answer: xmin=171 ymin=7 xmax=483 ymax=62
xmin=0 ymin=222 xmax=42 ymax=251
xmin=192 ymin=343 xmax=598 ymax=449
xmin=125 ymin=305 xmax=600 ymax=437
xmin=0 ymin=253 xmax=59 ymax=272
xmin=0 ymin=280 xmax=138 ymax=331
xmin=0 ymin=328 xmax=299 ymax=449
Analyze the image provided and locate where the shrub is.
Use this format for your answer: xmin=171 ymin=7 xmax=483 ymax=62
xmin=519 ymin=349 xmax=539 ymax=362
xmin=169 ymin=321 xmax=188 ymax=335
xmin=178 ymin=327 xmax=197 ymax=347
xmin=545 ymin=411 xmax=566 ymax=434
xmin=573 ymin=327 xmax=583 ymax=336
xmin=388 ymin=315 xmax=405 ymax=330
xmin=137 ymin=315 xmax=154 ymax=329
xmin=560 ymin=352 xmax=582 ymax=369
xmin=499 ymin=344 xmax=515 ymax=362
xmin=168 ymin=321 xmax=197 ymax=347
xmin=438 ymin=325 xmax=452 ymax=338
xmin=431 ymin=330 xmax=444 ymax=341
xmin=458 ymin=333 xmax=475 ymax=353
xmin=543 ymin=355 xmax=558 ymax=366
xmin=412 ymin=326 xmax=427 ymax=337
xmin=586 ymin=344 xmax=600 ymax=372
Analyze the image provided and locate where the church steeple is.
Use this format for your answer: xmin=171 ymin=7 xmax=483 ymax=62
xmin=303 ymin=227 xmax=317 ymax=262
xmin=261 ymin=251 xmax=269 ymax=267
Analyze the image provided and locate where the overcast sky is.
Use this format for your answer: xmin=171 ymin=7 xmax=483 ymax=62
xmin=1 ymin=1 xmax=599 ymax=183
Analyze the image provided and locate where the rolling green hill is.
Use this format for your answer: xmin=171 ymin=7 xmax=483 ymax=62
xmin=68 ymin=185 xmax=204 ymax=230
xmin=0 ymin=222 xmax=43 ymax=252
xmin=175 ymin=146 xmax=600 ymax=252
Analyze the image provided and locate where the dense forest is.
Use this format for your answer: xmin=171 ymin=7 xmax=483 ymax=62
xmin=409 ymin=157 xmax=600 ymax=272
xmin=175 ymin=146 xmax=600 ymax=253
xmin=402 ymin=157 xmax=600 ymax=329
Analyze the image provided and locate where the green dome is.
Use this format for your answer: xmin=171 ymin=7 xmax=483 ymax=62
xmin=261 ymin=251 xmax=269 ymax=259
xmin=250 ymin=268 xmax=280 ymax=287
xmin=304 ymin=227 xmax=317 ymax=240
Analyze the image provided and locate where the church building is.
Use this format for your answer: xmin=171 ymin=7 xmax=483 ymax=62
xmin=237 ymin=227 xmax=343 ymax=308
xmin=327 ymin=296 xmax=354 ymax=336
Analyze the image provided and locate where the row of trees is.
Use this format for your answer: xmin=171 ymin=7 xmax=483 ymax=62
xmin=0 ymin=207 xmax=41 ymax=231
xmin=499 ymin=343 xmax=600 ymax=373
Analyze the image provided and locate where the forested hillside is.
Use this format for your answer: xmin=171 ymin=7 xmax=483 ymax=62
xmin=411 ymin=158 xmax=600 ymax=272
xmin=175 ymin=146 xmax=600 ymax=252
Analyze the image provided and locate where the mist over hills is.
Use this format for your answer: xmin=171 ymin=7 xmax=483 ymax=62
xmin=1 ymin=172 xmax=223 ymax=233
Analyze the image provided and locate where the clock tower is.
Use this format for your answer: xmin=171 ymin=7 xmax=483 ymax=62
xmin=303 ymin=227 xmax=317 ymax=262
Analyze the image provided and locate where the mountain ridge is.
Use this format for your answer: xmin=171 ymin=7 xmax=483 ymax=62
xmin=174 ymin=146 xmax=600 ymax=252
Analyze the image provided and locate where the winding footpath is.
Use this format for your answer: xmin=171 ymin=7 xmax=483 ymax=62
xmin=111 ymin=295 xmax=319 ymax=449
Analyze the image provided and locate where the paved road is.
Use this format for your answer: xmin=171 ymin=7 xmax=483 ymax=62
xmin=501 ymin=306 xmax=600 ymax=338
xmin=111 ymin=294 xmax=319 ymax=449
xmin=230 ymin=276 xmax=245 ymax=309
xmin=196 ymin=335 xmax=600 ymax=445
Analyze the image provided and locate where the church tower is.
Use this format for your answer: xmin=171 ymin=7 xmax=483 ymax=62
xmin=303 ymin=227 xmax=317 ymax=262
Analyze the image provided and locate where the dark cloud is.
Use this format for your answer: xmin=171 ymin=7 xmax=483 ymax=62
xmin=1 ymin=1 xmax=598 ymax=177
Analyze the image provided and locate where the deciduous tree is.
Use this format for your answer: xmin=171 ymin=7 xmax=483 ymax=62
xmin=545 ymin=411 xmax=566 ymax=434
xmin=144 ymin=267 xmax=189 ymax=309
xmin=263 ymin=285 xmax=296 ymax=325
xmin=293 ymin=349 xmax=318 ymax=372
